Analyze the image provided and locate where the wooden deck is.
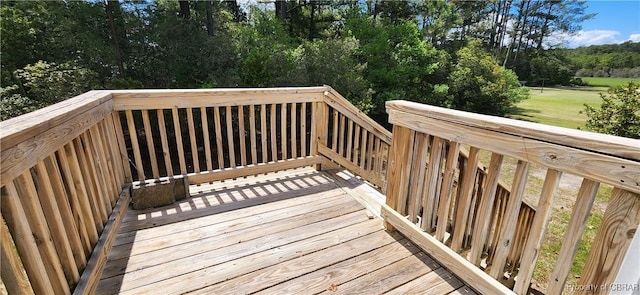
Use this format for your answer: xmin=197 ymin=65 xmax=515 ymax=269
xmin=95 ymin=167 xmax=475 ymax=294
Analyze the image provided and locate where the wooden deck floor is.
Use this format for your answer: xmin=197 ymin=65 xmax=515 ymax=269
xmin=96 ymin=167 xmax=476 ymax=295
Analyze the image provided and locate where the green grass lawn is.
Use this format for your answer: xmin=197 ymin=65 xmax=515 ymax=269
xmin=510 ymin=86 xmax=605 ymax=129
xmin=582 ymin=77 xmax=637 ymax=87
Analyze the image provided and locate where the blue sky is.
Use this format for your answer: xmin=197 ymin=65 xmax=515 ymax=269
xmin=562 ymin=0 xmax=640 ymax=47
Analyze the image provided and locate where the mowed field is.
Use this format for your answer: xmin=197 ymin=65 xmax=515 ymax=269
xmin=510 ymin=77 xmax=636 ymax=129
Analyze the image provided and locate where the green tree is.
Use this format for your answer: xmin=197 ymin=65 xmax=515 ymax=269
xmin=583 ymin=82 xmax=640 ymax=139
xmin=447 ymin=40 xmax=529 ymax=115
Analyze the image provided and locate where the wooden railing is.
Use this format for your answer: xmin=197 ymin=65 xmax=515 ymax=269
xmin=2 ymin=87 xmax=636 ymax=295
xmin=0 ymin=91 xmax=129 ymax=294
xmin=382 ymin=100 xmax=640 ymax=294
xmin=0 ymin=87 xmax=393 ymax=294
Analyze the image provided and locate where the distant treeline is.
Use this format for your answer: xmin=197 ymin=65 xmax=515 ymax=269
xmin=559 ymin=42 xmax=640 ymax=78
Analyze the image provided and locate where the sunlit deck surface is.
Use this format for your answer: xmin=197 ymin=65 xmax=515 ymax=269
xmin=95 ymin=167 xmax=475 ymax=294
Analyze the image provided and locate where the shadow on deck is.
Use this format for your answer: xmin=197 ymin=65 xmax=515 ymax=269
xmin=96 ymin=168 xmax=476 ymax=294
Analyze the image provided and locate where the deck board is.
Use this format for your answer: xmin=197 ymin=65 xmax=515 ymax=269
xmin=97 ymin=167 xmax=474 ymax=294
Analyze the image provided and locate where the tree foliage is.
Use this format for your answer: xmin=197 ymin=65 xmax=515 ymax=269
xmin=583 ymin=82 xmax=640 ymax=139
xmin=2 ymin=0 xmax=605 ymax=124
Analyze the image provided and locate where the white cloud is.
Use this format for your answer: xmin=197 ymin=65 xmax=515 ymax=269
xmin=552 ymin=30 xmax=640 ymax=48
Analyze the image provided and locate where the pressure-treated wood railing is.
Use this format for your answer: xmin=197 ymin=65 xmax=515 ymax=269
xmin=2 ymin=87 xmax=637 ymax=295
xmin=382 ymin=100 xmax=640 ymax=294
xmin=0 ymin=87 xmax=394 ymax=294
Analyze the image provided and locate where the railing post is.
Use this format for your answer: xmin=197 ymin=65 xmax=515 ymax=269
xmin=578 ymin=187 xmax=640 ymax=291
xmin=311 ymin=102 xmax=328 ymax=170
xmin=384 ymin=125 xmax=415 ymax=231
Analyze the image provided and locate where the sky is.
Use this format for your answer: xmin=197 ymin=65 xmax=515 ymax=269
xmin=562 ymin=0 xmax=640 ymax=48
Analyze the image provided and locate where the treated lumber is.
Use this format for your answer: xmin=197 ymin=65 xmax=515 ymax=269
xmin=249 ymin=105 xmax=257 ymax=164
xmin=198 ymin=231 xmax=405 ymax=294
xmin=238 ymin=105 xmax=247 ymax=166
xmin=260 ymin=104 xmax=268 ymax=162
xmin=1 ymin=100 xmax=113 ymax=187
xmin=111 ymin=88 xmax=325 ymax=110
xmin=320 ymin=251 xmax=440 ymax=295
xmin=97 ymin=214 xmax=378 ymax=294
xmin=513 ymin=169 xmax=562 ymax=294
xmin=111 ymin=112 xmax=132 ymax=182
xmin=381 ymin=204 xmax=515 ymax=295
xmin=546 ymin=179 xmax=600 ymax=295
xmin=103 ymin=201 xmax=364 ymax=280
xmin=249 ymin=237 xmax=419 ymax=295
xmin=386 ymin=267 xmax=464 ymax=295
xmin=384 ymin=125 xmax=415 ymax=223
xmin=291 ymin=103 xmax=297 ymax=158
xmin=317 ymin=144 xmax=383 ymax=187
xmin=171 ymin=108 xmax=187 ymax=174
xmin=407 ymin=133 xmax=429 ymax=223
xmin=141 ymin=110 xmax=159 ymax=178
xmin=1 ymin=182 xmax=55 ymax=294
xmin=578 ymin=188 xmax=640 ymax=290
xmin=1 ymin=214 xmax=34 ymax=295
xmin=300 ymin=103 xmax=307 ymax=157
xmin=213 ymin=106 xmax=225 ymax=169
xmin=451 ymin=147 xmax=481 ymax=252
xmin=186 ymin=108 xmax=200 ymax=172
xmin=388 ymin=106 xmax=640 ymax=194
xmin=186 ymin=156 xmax=322 ymax=185
xmin=0 ymin=90 xmax=112 ymax=151
xmin=422 ymin=136 xmax=444 ymax=231
xmin=435 ymin=141 xmax=461 ymax=241
xmin=324 ymin=169 xmax=385 ymax=218
xmin=323 ymin=88 xmax=391 ymax=144
xmin=201 ymin=107 xmax=213 ymax=171
xmin=73 ymin=186 xmax=131 ymax=295
xmin=386 ymin=100 xmax=640 ymax=161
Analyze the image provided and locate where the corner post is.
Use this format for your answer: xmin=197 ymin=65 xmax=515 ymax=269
xmin=578 ymin=187 xmax=640 ymax=291
xmin=384 ymin=125 xmax=415 ymax=231
xmin=310 ymin=101 xmax=328 ymax=170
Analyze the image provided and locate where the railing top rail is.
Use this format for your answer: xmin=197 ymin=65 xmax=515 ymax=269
xmin=387 ymin=100 xmax=640 ymax=161
xmin=387 ymin=100 xmax=640 ymax=194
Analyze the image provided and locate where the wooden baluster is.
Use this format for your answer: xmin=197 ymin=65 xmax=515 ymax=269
xmin=1 ymin=182 xmax=55 ymax=294
xmin=187 ymin=108 xmax=200 ymax=173
xmin=291 ymin=103 xmax=297 ymax=158
xmin=546 ymin=179 xmax=600 ymax=295
xmin=97 ymin=121 xmax=120 ymax=200
xmin=260 ymin=104 xmax=268 ymax=162
xmin=125 ymin=110 xmax=145 ymax=181
xmin=59 ymin=143 xmax=97 ymax=250
xmin=238 ymin=106 xmax=247 ymax=166
xmin=359 ymin=130 xmax=368 ymax=170
xmin=213 ymin=106 xmax=225 ymax=169
xmin=156 ymin=110 xmax=174 ymax=176
xmin=338 ymin=113 xmax=346 ymax=157
xmin=142 ymin=110 xmax=159 ymax=178
xmin=489 ymin=160 xmax=530 ymax=279
xmin=435 ymin=141 xmax=461 ymax=242
xmin=421 ymin=136 xmax=445 ymax=232
xmin=34 ymin=160 xmax=79 ymax=286
xmin=384 ymin=125 xmax=415 ymax=230
xmin=102 ymin=116 xmax=124 ymax=187
xmin=111 ymin=112 xmax=132 ymax=182
xmin=353 ymin=125 xmax=361 ymax=165
xmin=373 ymin=137 xmax=381 ymax=176
xmin=1 ymin=214 xmax=34 ymax=294
xmin=332 ymin=109 xmax=339 ymax=152
xmin=77 ymin=134 xmax=109 ymax=223
xmin=312 ymin=102 xmax=328 ymax=170
xmin=268 ymin=104 xmax=277 ymax=162
xmin=513 ymin=169 xmax=562 ymax=293
xmin=249 ymin=105 xmax=257 ymax=165
xmin=89 ymin=125 xmax=116 ymax=206
xmin=346 ymin=120 xmax=354 ymax=161
xmin=71 ymin=138 xmax=105 ymax=234
xmin=407 ymin=133 xmax=429 ymax=223
xmin=280 ymin=103 xmax=287 ymax=160
xmin=171 ymin=108 xmax=187 ymax=175
xmin=366 ymin=133 xmax=374 ymax=172
xmin=469 ymin=153 xmax=504 ymax=265
xmin=14 ymin=172 xmax=70 ymax=294
xmin=578 ymin=187 xmax=640 ymax=292
xmin=226 ymin=106 xmax=237 ymax=168
xmin=451 ymin=147 xmax=481 ymax=252
xmin=300 ymin=103 xmax=307 ymax=157
xmin=45 ymin=154 xmax=87 ymax=269
xmin=201 ymin=107 xmax=213 ymax=171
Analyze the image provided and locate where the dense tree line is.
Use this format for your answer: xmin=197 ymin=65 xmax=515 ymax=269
xmin=2 ymin=0 xmax=597 ymax=122
xmin=561 ymin=42 xmax=640 ymax=78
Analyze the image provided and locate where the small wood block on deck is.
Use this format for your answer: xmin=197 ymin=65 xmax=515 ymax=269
xmin=96 ymin=167 xmax=476 ymax=294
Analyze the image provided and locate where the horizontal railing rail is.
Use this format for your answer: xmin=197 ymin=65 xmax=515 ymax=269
xmin=0 ymin=91 xmax=129 ymax=294
xmin=383 ymin=100 xmax=640 ymax=295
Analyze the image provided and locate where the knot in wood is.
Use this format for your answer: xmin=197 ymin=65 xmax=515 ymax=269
xmin=627 ymin=228 xmax=636 ymax=239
